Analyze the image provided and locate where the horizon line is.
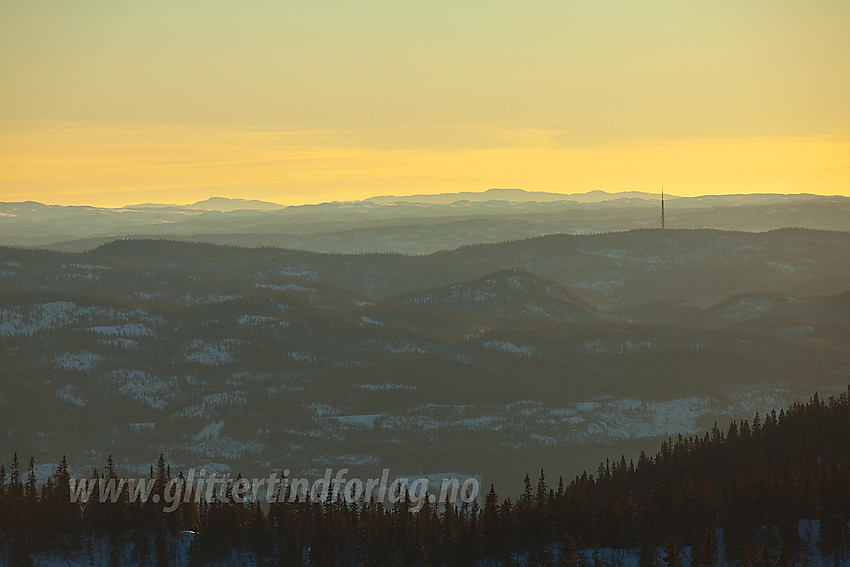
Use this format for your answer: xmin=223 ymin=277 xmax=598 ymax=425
xmin=2 ymin=188 xmax=846 ymax=210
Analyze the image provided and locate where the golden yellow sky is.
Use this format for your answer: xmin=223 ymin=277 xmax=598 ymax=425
xmin=1 ymin=1 xmax=849 ymax=206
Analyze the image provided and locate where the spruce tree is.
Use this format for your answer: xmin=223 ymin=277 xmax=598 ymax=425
xmin=481 ymin=484 xmax=501 ymax=558
xmin=661 ymin=536 xmax=682 ymax=567
xmin=695 ymin=527 xmax=718 ymax=567
xmin=558 ymin=533 xmax=580 ymax=567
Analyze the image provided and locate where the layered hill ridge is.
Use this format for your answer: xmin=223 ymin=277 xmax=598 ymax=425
xmin=2 ymin=191 xmax=849 ymax=254
xmin=1 ymin=228 xmax=849 ymax=490
xmin=62 ymin=228 xmax=850 ymax=310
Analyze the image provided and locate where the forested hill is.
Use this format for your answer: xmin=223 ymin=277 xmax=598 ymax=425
xmin=545 ymin=388 xmax=850 ymax=564
xmin=2 ymin=229 xmax=849 ymax=500
xmin=2 ymin=388 xmax=850 ymax=565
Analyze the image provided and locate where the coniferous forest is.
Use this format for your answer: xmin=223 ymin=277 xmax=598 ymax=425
xmin=2 ymin=389 xmax=850 ymax=566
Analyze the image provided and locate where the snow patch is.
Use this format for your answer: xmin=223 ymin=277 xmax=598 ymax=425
xmin=237 ymin=314 xmax=274 ymax=325
xmin=580 ymin=338 xmax=655 ymax=355
xmin=334 ymin=414 xmax=382 ymax=428
xmin=98 ymin=338 xmax=139 ymax=348
xmin=256 ymin=283 xmax=316 ymax=293
xmin=112 ymin=369 xmax=176 ymax=410
xmin=288 ymin=352 xmax=316 ymax=363
xmin=185 ymin=339 xmax=240 ymax=366
xmin=194 ymin=421 xmax=224 ymax=441
xmin=357 ymin=383 xmax=416 ymax=391
xmin=89 ymin=323 xmax=153 ymax=337
xmin=53 ymin=351 xmax=102 ymax=372
xmin=182 ymin=293 xmax=242 ymax=304
xmin=387 ymin=342 xmax=427 ymax=354
xmin=0 ymin=301 xmax=82 ymax=336
xmin=56 ymin=385 xmax=86 ymax=407
xmin=485 ymin=339 xmax=536 ymax=357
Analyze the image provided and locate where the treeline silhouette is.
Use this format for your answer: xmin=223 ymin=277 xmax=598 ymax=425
xmin=2 ymin=389 xmax=850 ymax=565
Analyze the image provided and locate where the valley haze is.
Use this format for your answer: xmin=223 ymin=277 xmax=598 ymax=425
xmin=2 ymin=189 xmax=848 ymax=254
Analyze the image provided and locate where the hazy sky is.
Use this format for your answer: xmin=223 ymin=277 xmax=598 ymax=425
xmin=1 ymin=0 xmax=848 ymax=206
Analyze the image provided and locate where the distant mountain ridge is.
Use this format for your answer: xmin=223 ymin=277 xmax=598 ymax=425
xmin=185 ymin=197 xmax=287 ymax=211
xmin=366 ymin=188 xmax=667 ymax=204
xmin=2 ymin=191 xmax=849 ymax=254
xmin=1 ymin=189 xmax=841 ymax=213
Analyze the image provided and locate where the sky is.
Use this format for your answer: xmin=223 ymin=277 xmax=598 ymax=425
xmin=1 ymin=0 xmax=848 ymax=207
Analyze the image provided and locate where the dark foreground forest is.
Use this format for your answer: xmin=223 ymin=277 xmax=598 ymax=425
xmin=2 ymin=388 xmax=850 ymax=566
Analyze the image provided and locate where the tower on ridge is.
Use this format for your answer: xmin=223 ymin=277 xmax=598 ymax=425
xmin=661 ymin=188 xmax=665 ymax=230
